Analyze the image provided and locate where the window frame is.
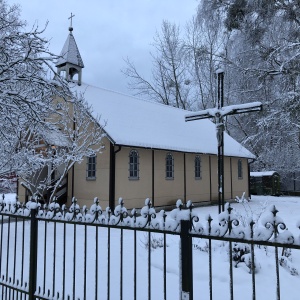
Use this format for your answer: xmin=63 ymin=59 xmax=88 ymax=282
xmin=195 ymin=155 xmax=202 ymax=179
xmin=86 ymin=155 xmax=97 ymax=180
xmin=165 ymin=153 xmax=174 ymax=180
xmin=128 ymin=149 xmax=139 ymax=180
xmin=238 ymin=159 xmax=243 ymax=179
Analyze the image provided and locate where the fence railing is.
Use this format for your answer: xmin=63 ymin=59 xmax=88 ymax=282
xmin=0 ymin=196 xmax=300 ymax=300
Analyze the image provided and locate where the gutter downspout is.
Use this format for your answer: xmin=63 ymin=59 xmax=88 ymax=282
xmin=184 ymin=153 xmax=186 ymax=204
xmin=230 ymin=157 xmax=233 ymax=199
xmin=209 ymin=156 xmax=212 ymax=202
xmin=71 ymin=165 xmax=74 ymax=198
xmin=16 ymin=175 xmax=19 ymax=200
xmin=109 ymin=143 xmax=121 ymax=211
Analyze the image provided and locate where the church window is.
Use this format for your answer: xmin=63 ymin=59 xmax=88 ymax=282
xmin=238 ymin=159 xmax=243 ymax=179
xmin=129 ymin=150 xmax=139 ymax=179
xmin=56 ymin=102 xmax=62 ymax=110
xmin=195 ymin=155 xmax=201 ymax=179
xmin=86 ymin=155 xmax=96 ymax=180
xmin=166 ymin=153 xmax=174 ymax=179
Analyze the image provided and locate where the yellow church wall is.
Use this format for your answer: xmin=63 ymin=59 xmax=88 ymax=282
xmin=153 ymin=150 xmax=185 ymax=207
xmin=231 ymin=157 xmax=249 ymax=198
xmin=185 ymin=154 xmax=210 ymax=202
xmin=210 ymin=156 xmax=238 ymax=203
xmin=115 ymin=147 xmax=152 ymax=209
xmin=68 ymin=143 xmax=250 ymax=210
xmin=17 ymin=181 xmax=26 ymax=202
xmin=17 ymin=137 xmax=250 ymax=210
xmin=68 ymin=137 xmax=110 ymax=208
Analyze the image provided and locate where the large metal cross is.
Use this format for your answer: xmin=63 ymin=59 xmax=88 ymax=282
xmin=185 ymin=71 xmax=262 ymax=213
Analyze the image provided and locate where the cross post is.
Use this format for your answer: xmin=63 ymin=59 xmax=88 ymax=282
xmin=185 ymin=71 xmax=262 ymax=213
xmin=68 ymin=13 xmax=75 ymax=28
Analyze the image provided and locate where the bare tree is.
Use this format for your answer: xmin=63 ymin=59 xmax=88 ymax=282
xmin=122 ymin=8 xmax=232 ymax=112
xmin=184 ymin=7 xmax=232 ymax=110
xmin=123 ymin=20 xmax=193 ymax=109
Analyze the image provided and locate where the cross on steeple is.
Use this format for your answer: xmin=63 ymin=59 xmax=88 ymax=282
xmin=56 ymin=13 xmax=84 ymax=85
xmin=185 ymin=71 xmax=262 ymax=213
xmin=68 ymin=13 xmax=75 ymax=31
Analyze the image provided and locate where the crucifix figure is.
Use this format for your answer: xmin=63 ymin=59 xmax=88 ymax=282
xmin=68 ymin=13 xmax=75 ymax=31
xmin=185 ymin=70 xmax=262 ymax=213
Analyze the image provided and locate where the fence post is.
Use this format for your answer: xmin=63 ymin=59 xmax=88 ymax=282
xmin=180 ymin=220 xmax=193 ymax=300
xmin=29 ymin=208 xmax=38 ymax=300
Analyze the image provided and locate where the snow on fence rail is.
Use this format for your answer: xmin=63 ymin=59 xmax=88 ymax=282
xmin=1 ymin=196 xmax=300 ymax=244
xmin=0 ymin=195 xmax=300 ymax=300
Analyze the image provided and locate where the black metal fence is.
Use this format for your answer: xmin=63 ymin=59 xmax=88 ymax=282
xmin=0 ymin=196 xmax=300 ymax=300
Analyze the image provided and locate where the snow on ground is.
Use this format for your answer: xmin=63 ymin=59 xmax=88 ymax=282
xmin=0 ymin=194 xmax=300 ymax=299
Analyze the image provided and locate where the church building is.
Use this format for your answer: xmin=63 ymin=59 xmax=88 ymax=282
xmin=18 ymin=25 xmax=255 ymax=210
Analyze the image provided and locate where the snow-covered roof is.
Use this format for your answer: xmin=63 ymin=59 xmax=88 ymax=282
xmin=250 ymin=171 xmax=278 ymax=177
xmin=72 ymin=84 xmax=255 ymax=159
xmin=56 ymin=32 xmax=84 ymax=68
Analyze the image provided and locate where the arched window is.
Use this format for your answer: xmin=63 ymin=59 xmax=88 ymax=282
xmin=129 ymin=150 xmax=139 ymax=179
xmin=166 ymin=153 xmax=174 ymax=179
xmin=195 ymin=155 xmax=201 ymax=179
xmin=238 ymin=159 xmax=243 ymax=179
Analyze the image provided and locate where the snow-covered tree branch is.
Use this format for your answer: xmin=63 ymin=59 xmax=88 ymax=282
xmin=16 ymin=91 xmax=105 ymax=202
xmin=122 ymin=21 xmax=193 ymax=110
xmin=0 ymin=1 xmax=105 ymax=201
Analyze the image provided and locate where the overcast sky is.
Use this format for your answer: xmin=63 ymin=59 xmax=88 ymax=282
xmin=12 ymin=0 xmax=199 ymax=94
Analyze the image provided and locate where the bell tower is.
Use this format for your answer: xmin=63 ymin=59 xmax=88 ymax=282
xmin=56 ymin=13 xmax=84 ymax=85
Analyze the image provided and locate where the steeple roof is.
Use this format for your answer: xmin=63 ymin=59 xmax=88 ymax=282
xmin=56 ymin=30 xmax=84 ymax=68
